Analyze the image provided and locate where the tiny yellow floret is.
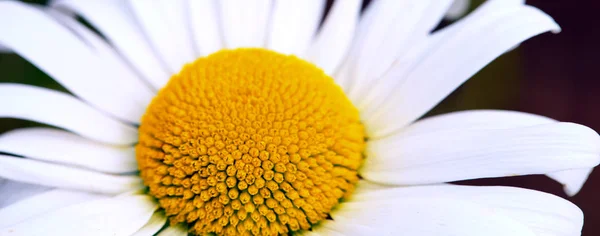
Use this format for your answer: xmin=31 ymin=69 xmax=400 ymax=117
xmin=136 ymin=48 xmax=365 ymax=236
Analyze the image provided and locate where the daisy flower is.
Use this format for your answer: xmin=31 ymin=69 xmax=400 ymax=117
xmin=0 ymin=0 xmax=599 ymax=235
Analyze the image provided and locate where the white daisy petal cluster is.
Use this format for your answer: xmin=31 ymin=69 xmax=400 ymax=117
xmin=0 ymin=0 xmax=597 ymax=235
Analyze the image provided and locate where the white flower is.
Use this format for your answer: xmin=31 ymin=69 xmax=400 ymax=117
xmin=0 ymin=0 xmax=598 ymax=235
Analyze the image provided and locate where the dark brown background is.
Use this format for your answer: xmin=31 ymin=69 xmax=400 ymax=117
xmin=0 ymin=0 xmax=598 ymax=235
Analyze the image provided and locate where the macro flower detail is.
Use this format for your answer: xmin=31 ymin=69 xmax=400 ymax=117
xmin=0 ymin=0 xmax=598 ymax=236
xmin=137 ymin=49 xmax=365 ymax=234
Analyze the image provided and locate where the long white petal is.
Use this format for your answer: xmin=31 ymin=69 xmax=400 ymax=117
xmin=362 ymin=122 xmax=600 ymax=185
xmin=219 ymin=0 xmax=273 ymax=48
xmin=46 ymin=9 xmax=154 ymax=95
xmin=0 ymin=128 xmax=137 ymax=174
xmin=547 ymin=168 xmax=594 ymax=197
xmin=0 ymin=155 xmax=142 ymax=194
xmin=52 ymin=0 xmax=171 ymax=90
xmin=343 ymin=0 xmax=454 ymax=103
xmin=188 ymin=0 xmax=222 ymax=56
xmin=267 ymin=0 xmax=325 ymax=55
xmin=350 ymin=0 xmax=512 ymax=95
xmin=0 ymin=178 xmax=50 ymax=208
xmin=157 ymin=224 xmax=188 ymax=236
xmin=0 ymin=189 xmax=103 ymax=229
xmin=131 ymin=211 xmax=168 ymax=236
xmin=0 ymin=2 xmax=153 ymax=124
xmin=359 ymin=0 xmax=524 ymax=101
xmin=406 ymin=111 xmax=596 ymax=196
xmin=328 ymin=196 xmax=535 ymax=235
xmin=1 ymin=194 xmax=157 ymax=236
xmin=362 ymin=3 xmax=559 ymax=138
xmin=397 ymin=110 xmax=555 ymax=133
xmin=349 ymin=183 xmax=582 ymax=236
xmin=332 ymin=0 xmax=379 ymax=90
xmin=127 ymin=0 xmax=196 ymax=72
xmin=371 ymin=110 xmax=595 ymax=195
xmin=353 ymin=27 xmax=441 ymax=111
xmin=305 ymin=0 xmax=361 ymax=75
xmin=0 ymin=84 xmax=137 ymax=145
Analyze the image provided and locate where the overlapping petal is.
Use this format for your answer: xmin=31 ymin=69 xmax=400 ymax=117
xmin=363 ymin=111 xmax=600 ymax=185
xmin=52 ymin=0 xmax=171 ymax=89
xmin=0 ymin=84 xmax=137 ymax=145
xmin=127 ymin=0 xmax=196 ymax=72
xmin=1 ymin=193 xmax=157 ymax=236
xmin=268 ymin=0 xmax=325 ymax=55
xmin=0 ymin=128 xmax=137 ymax=174
xmin=0 ymin=1 xmax=154 ymax=123
xmin=188 ymin=0 xmax=222 ymax=56
xmin=0 ymin=155 xmax=142 ymax=194
xmin=305 ymin=0 xmax=361 ymax=75
xmin=308 ymin=181 xmax=578 ymax=235
xmin=219 ymin=0 xmax=272 ymax=48
xmin=361 ymin=1 xmax=560 ymax=138
xmin=0 ymin=188 xmax=103 ymax=229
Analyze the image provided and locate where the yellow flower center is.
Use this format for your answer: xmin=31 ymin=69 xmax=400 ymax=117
xmin=136 ymin=48 xmax=365 ymax=235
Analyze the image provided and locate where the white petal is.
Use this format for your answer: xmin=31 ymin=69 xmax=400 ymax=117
xmin=349 ymin=184 xmax=582 ymax=236
xmin=445 ymin=0 xmax=471 ymax=20
xmin=1 ymin=194 xmax=157 ymax=236
xmin=342 ymin=0 xmax=454 ymax=102
xmin=131 ymin=211 xmax=167 ymax=236
xmin=219 ymin=0 xmax=273 ymax=48
xmin=370 ymin=110 xmax=595 ymax=195
xmin=547 ymin=168 xmax=594 ymax=197
xmin=329 ymin=196 xmax=535 ymax=235
xmin=188 ymin=0 xmax=222 ymax=56
xmin=0 ymin=154 xmax=143 ymax=194
xmin=0 ymin=84 xmax=137 ymax=145
xmin=397 ymin=109 xmax=555 ymax=133
xmin=157 ymin=224 xmax=188 ymax=236
xmin=267 ymin=0 xmax=325 ymax=55
xmin=305 ymin=0 xmax=361 ymax=75
xmin=0 ymin=128 xmax=137 ymax=174
xmin=0 ymin=178 xmax=50 ymax=208
xmin=331 ymin=0 xmax=378 ymax=90
xmin=360 ymin=0 xmax=546 ymax=121
xmin=0 ymin=2 xmax=153 ymax=124
xmin=362 ymin=122 xmax=600 ymax=185
xmin=46 ymin=9 xmax=154 ymax=94
xmin=127 ymin=0 xmax=196 ymax=72
xmin=0 ymin=189 xmax=103 ymax=229
xmin=353 ymin=28 xmax=440 ymax=111
xmin=52 ymin=0 xmax=171 ymax=90
xmin=362 ymin=3 xmax=560 ymax=138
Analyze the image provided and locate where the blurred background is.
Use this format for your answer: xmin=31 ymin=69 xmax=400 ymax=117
xmin=1 ymin=0 xmax=598 ymax=235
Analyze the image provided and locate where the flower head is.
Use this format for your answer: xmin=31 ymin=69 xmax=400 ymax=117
xmin=0 ymin=0 xmax=598 ymax=235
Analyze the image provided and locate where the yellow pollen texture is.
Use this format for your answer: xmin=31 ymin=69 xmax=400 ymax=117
xmin=136 ymin=48 xmax=365 ymax=236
